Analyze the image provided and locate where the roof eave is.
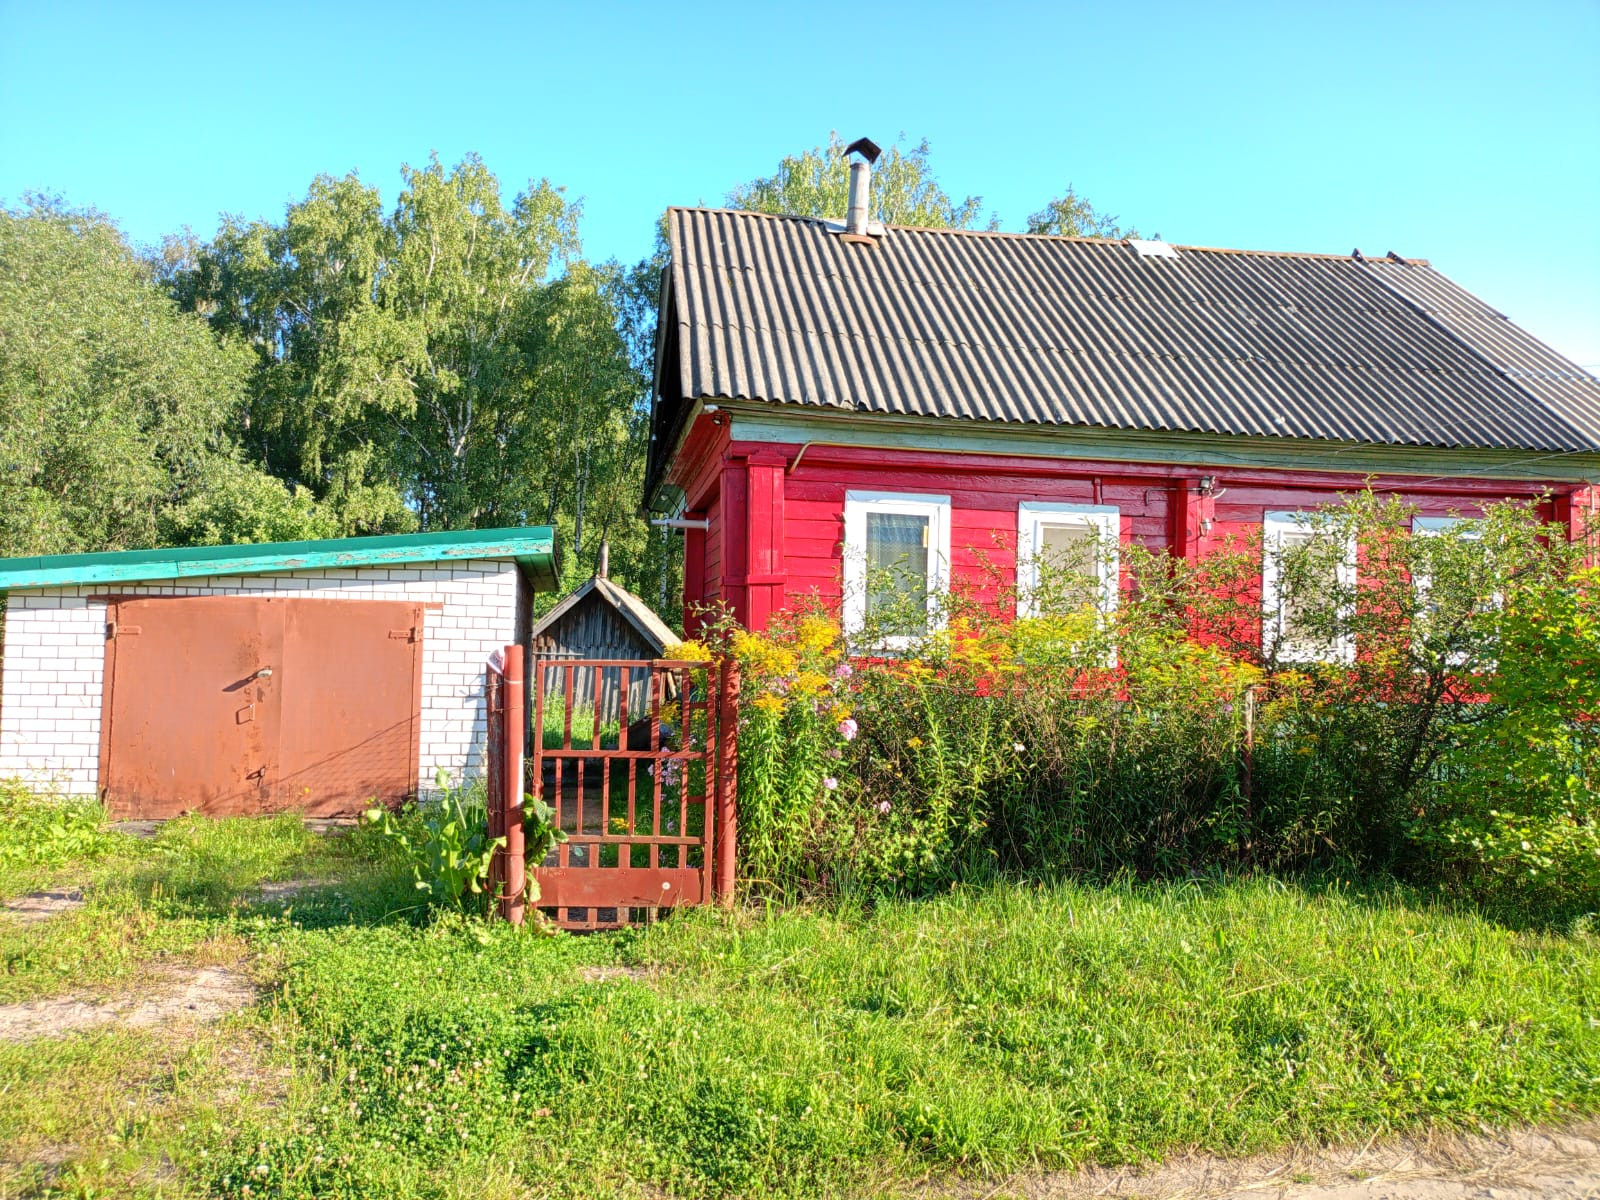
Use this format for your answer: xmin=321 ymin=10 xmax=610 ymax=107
xmin=0 ymin=526 xmax=561 ymax=593
xmin=719 ymin=400 xmax=1600 ymax=485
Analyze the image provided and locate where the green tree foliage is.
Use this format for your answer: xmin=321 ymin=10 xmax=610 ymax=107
xmin=596 ymin=234 xmax=684 ymax=617
xmin=0 ymin=198 xmax=328 ymax=557
xmin=1026 ymin=186 xmax=1134 ymax=239
xmin=165 ymin=171 xmax=418 ymax=534
xmin=727 ymin=133 xmax=988 ymax=228
xmin=168 ymin=156 xmax=670 ymax=605
xmin=385 ymin=156 xmax=579 ymax=530
xmin=1414 ymin=561 xmax=1600 ymax=919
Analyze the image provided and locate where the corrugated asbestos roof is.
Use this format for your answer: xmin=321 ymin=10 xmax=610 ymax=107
xmin=663 ymin=207 xmax=1600 ymax=455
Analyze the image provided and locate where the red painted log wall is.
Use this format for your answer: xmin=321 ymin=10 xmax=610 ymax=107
xmin=675 ymin=432 xmax=1595 ymax=632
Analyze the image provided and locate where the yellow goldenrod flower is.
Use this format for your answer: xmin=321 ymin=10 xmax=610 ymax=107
xmin=752 ymin=693 xmax=786 ymax=716
xmin=795 ymin=615 xmax=839 ymax=653
xmin=792 ymin=670 xmax=828 ymax=697
xmin=731 ymin=630 xmax=796 ymax=678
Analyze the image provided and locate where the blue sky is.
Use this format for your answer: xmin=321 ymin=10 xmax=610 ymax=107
xmin=3 ymin=0 xmax=1597 ymax=366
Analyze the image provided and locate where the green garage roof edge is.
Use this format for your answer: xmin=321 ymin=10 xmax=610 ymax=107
xmin=0 ymin=526 xmax=560 ymax=592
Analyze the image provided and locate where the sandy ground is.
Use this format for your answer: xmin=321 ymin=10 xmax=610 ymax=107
xmin=0 ymin=966 xmax=255 ymax=1042
xmin=942 ymin=1122 xmax=1600 ymax=1200
xmin=0 ymin=889 xmax=85 ymax=924
xmin=250 ymin=877 xmax=325 ymax=902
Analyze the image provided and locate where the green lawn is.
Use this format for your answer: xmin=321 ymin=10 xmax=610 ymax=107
xmin=0 ymin=811 xmax=1596 ymax=1199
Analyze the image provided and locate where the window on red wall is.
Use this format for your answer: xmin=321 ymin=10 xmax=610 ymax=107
xmin=843 ymin=491 xmax=951 ymax=646
xmin=1016 ymin=502 xmax=1120 ymax=619
xmin=1412 ymin=514 xmax=1494 ymax=668
xmin=1262 ymin=510 xmax=1356 ymax=664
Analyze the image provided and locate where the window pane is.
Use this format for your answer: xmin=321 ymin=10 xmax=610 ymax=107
xmin=1036 ymin=522 xmax=1101 ymax=612
xmin=865 ymin=511 xmax=929 ymax=629
xmin=1276 ymin=529 xmax=1328 ymax=652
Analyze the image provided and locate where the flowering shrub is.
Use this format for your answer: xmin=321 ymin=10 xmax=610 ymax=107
xmin=706 ymin=490 xmax=1597 ymax=920
xmin=724 ymin=617 xmax=860 ymax=894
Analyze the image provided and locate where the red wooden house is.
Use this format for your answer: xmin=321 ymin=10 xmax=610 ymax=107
xmin=644 ymin=147 xmax=1600 ymax=648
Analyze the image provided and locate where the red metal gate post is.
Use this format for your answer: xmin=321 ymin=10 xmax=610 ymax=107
xmin=500 ymin=645 xmax=527 ymax=925
xmin=713 ymin=658 xmax=739 ymax=906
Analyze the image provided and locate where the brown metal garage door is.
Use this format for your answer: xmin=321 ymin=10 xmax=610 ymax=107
xmin=99 ymin=596 xmax=424 ymax=819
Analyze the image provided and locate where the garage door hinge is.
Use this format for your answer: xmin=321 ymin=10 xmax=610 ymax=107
xmin=106 ymin=622 xmax=141 ymax=639
xmin=388 ymin=626 xmax=420 ymax=642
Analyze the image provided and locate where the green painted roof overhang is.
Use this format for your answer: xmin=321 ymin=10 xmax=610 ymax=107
xmin=0 ymin=526 xmax=560 ymax=593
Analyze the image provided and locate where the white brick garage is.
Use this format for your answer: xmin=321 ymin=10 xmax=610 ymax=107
xmin=0 ymin=527 xmax=557 ymax=811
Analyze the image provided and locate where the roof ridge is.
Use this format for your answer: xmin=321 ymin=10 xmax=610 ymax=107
xmin=667 ymin=205 xmax=1429 ymax=264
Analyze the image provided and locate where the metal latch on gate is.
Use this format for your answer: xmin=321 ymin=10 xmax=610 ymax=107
xmin=388 ymin=626 xmax=420 ymax=642
xmin=106 ymin=622 xmax=141 ymax=639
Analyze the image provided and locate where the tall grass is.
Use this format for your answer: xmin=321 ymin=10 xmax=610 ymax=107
xmin=203 ymin=875 xmax=1600 ymax=1198
xmin=1 ymin=802 xmax=1595 ymax=1198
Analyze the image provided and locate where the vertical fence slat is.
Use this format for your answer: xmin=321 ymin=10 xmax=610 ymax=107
xmin=596 ymin=663 xmax=610 ymax=855
xmin=678 ymin=667 xmax=691 ymax=864
xmin=619 ymin=665 xmax=632 ymax=873
xmin=703 ymin=670 xmax=717 ymax=887
xmin=649 ymin=664 xmax=662 ymax=872
xmin=715 ymin=659 xmax=739 ymax=905
xmin=554 ymin=663 xmax=568 ymax=871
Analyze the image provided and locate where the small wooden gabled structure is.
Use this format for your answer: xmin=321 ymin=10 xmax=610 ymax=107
xmin=529 ymin=552 xmax=681 ymax=724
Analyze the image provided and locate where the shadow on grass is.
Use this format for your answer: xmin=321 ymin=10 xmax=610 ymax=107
xmin=103 ymin=814 xmax=463 ymax=931
xmin=917 ymin=859 xmax=1597 ymax=939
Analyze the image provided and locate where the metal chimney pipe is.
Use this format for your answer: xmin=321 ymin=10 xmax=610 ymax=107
xmin=597 ymin=539 xmax=610 ymax=580
xmin=846 ymin=157 xmax=870 ymax=235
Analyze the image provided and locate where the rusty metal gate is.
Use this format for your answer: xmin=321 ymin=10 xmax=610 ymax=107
xmin=101 ymin=596 xmax=424 ymax=818
xmin=486 ymin=648 xmax=737 ymax=930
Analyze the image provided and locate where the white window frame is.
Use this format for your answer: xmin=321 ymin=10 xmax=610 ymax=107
xmin=1262 ymin=510 xmax=1356 ymax=665
xmin=1412 ymin=515 xmax=1491 ymax=668
xmin=1412 ymin=516 xmax=1486 ymax=596
xmin=1015 ymin=502 xmax=1121 ymax=619
xmin=842 ymin=491 xmax=951 ymax=646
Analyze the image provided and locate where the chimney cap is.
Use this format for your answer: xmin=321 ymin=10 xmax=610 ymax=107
xmin=845 ymin=137 xmax=882 ymax=163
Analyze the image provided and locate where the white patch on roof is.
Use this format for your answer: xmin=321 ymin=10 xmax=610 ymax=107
xmin=1129 ymin=239 xmax=1180 ymax=259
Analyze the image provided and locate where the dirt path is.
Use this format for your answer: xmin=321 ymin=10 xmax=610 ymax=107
xmin=0 ymin=966 xmax=255 ymax=1042
xmin=1 ymin=890 xmax=85 ymax=924
xmin=943 ymin=1122 xmax=1600 ymax=1199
